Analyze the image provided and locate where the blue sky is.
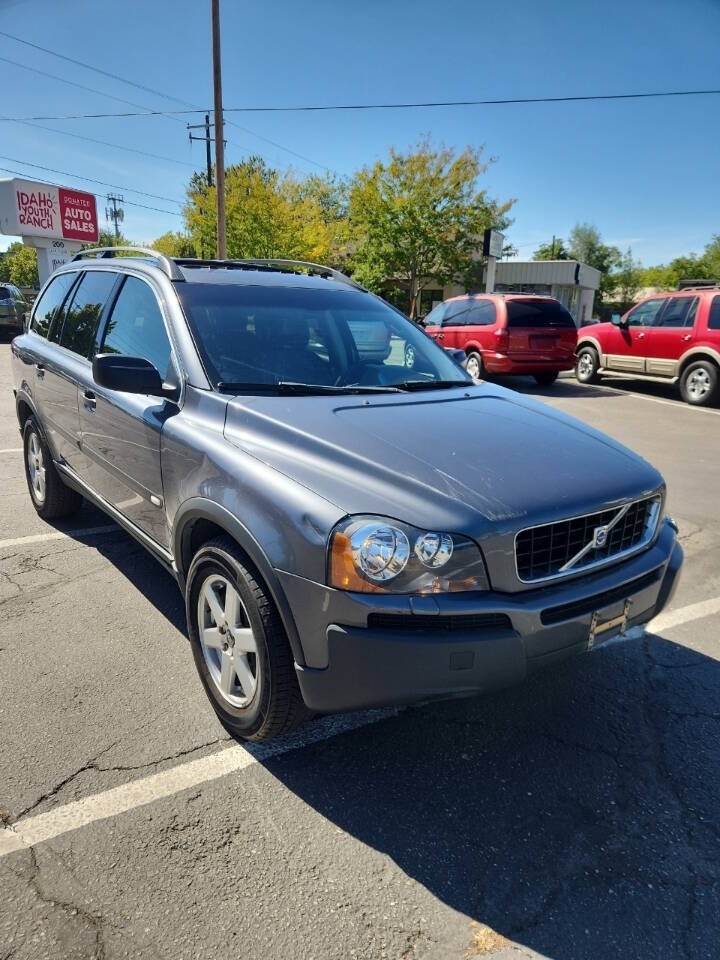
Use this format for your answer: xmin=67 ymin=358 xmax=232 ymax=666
xmin=1 ymin=0 xmax=718 ymax=264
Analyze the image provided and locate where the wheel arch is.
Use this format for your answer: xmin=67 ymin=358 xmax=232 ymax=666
xmin=576 ymin=336 xmax=602 ymax=357
xmin=173 ymin=498 xmax=305 ymax=666
xmin=15 ymin=387 xmax=37 ymax=430
xmin=678 ymin=346 xmax=720 ymax=375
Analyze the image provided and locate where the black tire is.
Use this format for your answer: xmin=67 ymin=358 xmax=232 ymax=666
xmin=533 ymin=371 xmax=559 ymax=387
xmin=575 ymin=345 xmax=601 ymax=384
xmin=679 ymin=360 xmax=719 ymax=407
xmin=186 ymin=535 xmax=311 ymax=742
xmin=22 ymin=416 xmax=82 ymax=520
xmin=465 ymin=351 xmax=483 ymax=380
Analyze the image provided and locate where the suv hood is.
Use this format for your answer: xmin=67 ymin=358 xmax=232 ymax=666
xmin=224 ymin=384 xmax=663 ymax=537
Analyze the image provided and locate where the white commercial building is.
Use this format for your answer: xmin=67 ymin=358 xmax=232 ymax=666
xmin=435 ymin=259 xmax=601 ymax=327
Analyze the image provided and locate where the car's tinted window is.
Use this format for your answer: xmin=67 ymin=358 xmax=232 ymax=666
xmin=424 ymin=302 xmax=447 ymax=327
xmin=626 ymin=298 xmax=665 ymax=327
xmin=708 ymin=295 xmax=720 ymax=331
xmin=102 ymin=276 xmax=172 ymax=377
xmin=30 ymin=272 xmax=77 ymax=338
xmin=466 ymin=300 xmax=496 ymax=326
xmin=657 ymin=296 xmax=696 ymax=328
xmin=506 ymin=299 xmax=575 ymax=328
xmin=442 ymin=300 xmax=473 ymax=326
xmin=58 ymin=271 xmax=116 ymax=357
xmin=0 ymin=286 xmax=11 ymax=300
xmin=177 ymin=282 xmax=468 ymax=389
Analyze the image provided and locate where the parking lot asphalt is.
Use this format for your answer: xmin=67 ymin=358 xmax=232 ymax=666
xmin=1 ymin=344 xmax=718 ymax=960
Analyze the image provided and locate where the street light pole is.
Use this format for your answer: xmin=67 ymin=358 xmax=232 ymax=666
xmin=211 ymin=0 xmax=226 ymax=258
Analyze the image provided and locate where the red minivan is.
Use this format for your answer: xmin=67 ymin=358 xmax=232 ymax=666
xmin=423 ymin=293 xmax=578 ymax=385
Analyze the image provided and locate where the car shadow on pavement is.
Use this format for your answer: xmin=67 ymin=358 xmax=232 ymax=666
xmin=258 ymin=633 xmax=719 ymax=960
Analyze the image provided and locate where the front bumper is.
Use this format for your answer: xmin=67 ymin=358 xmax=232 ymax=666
xmin=283 ymin=520 xmax=682 ymax=713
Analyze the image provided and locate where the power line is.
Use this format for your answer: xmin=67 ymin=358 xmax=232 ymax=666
xmin=0 ymin=165 xmax=182 ymax=217
xmin=2 ymin=87 xmax=718 ymax=123
xmin=0 ymin=30 xmax=326 ymax=170
xmin=0 ymin=29 xmax=191 ymax=106
xmin=0 ymin=54 xmax=185 ymax=121
xmin=0 ymin=154 xmax=184 ymax=205
xmin=1 ymin=115 xmax=198 ymax=168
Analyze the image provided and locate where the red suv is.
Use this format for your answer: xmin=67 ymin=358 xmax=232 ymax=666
xmin=423 ymin=294 xmax=577 ymax=385
xmin=575 ymin=288 xmax=720 ymax=406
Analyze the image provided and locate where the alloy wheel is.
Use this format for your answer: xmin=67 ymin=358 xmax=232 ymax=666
xmin=577 ymin=352 xmax=595 ymax=380
xmin=466 ymin=355 xmax=481 ymax=379
xmin=198 ymin=575 xmax=258 ymax=707
xmin=27 ymin=432 xmax=46 ymax=504
xmin=687 ymin=368 xmax=711 ymax=401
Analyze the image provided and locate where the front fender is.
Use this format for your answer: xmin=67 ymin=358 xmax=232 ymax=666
xmin=172 ymin=497 xmax=306 ymax=666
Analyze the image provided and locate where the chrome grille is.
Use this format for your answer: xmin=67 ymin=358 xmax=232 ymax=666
xmin=515 ymin=496 xmax=661 ymax=583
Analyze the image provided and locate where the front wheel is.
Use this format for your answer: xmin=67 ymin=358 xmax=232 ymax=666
xmin=679 ymin=361 xmax=719 ymax=406
xmin=575 ymin=346 xmax=601 ymax=384
xmin=465 ymin=351 xmax=483 ymax=380
xmin=186 ymin=536 xmax=311 ymax=742
xmin=533 ymin=371 xmax=559 ymax=387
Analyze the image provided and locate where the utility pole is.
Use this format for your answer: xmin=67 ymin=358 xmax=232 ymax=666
xmin=105 ymin=194 xmax=124 ymax=242
xmin=187 ymin=113 xmax=214 ymax=186
xmin=550 ymin=235 xmax=556 ymax=258
xmin=211 ymin=0 xmax=226 ymax=258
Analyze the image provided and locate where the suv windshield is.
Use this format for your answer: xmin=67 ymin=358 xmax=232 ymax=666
xmin=506 ymin=299 xmax=575 ymax=328
xmin=177 ymin=282 xmax=470 ymax=391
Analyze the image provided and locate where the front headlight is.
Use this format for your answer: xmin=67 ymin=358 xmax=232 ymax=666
xmin=328 ymin=516 xmax=489 ymax=594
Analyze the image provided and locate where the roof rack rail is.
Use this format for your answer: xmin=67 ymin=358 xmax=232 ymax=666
xmin=70 ymin=246 xmax=185 ymax=281
xmin=233 ymin=258 xmax=367 ymax=291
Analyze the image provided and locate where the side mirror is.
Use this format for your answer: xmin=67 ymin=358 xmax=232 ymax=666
xmin=445 ymin=347 xmax=468 ymax=369
xmin=93 ymin=354 xmax=170 ymax=398
xmin=611 ymin=313 xmax=625 ymax=327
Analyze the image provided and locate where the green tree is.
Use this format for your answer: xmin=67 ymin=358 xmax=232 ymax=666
xmin=1 ymin=242 xmax=38 ymax=287
xmin=533 ymin=238 xmax=570 ymax=260
xmin=348 ymin=138 xmax=514 ymax=317
xmin=612 ymin=247 xmax=642 ymax=310
xmin=152 ymin=231 xmax=196 ymax=257
xmin=566 ymin=222 xmax=621 ymax=301
xmin=184 ymin=158 xmax=342 ymax=263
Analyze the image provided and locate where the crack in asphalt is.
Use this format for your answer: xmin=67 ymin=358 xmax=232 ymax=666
xmin=11 ymin=737 xmax=230 ymax=824
xmin=27 ymin=846 xmax=107 ymax=960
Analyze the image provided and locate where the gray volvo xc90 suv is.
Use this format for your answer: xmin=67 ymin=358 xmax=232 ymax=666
xmin=12 ymin=248 xmax=683 ymax=741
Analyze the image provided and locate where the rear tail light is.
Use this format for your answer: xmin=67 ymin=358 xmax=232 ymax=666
xmin=493 ymin=327 xmax=509 ymax=351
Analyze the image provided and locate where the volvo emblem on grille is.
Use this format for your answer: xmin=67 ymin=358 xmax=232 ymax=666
xmin=592 ymin=524 xmax=609 ymax=548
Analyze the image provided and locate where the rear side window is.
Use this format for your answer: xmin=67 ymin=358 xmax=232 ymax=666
xmin=0 ymin=286 xmax=11 ymax=300
xmin=466 ymin=300 xmax=496 ymax=326
xmin=101 ymin=276 xmax=172 ymax=377
xmin=30 ymin=272 xmax=77 ymax=338
xmin=506 ymin=299 xmax=575 ymax=328
xmin=657 ymin=297 xmax=696 ymax=328
xmin=442 ymin=300 xmax=474 ymax=326
xmin=708 ymin=296 xmax=720 ymax=331
xmin=58 ymin=271 xmax=117 ymax=357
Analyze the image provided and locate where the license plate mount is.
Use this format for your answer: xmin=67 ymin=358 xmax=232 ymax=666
xmin=588 ymin=599 xmax=633 ymax=650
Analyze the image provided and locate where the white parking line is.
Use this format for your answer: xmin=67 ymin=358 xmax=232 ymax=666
xmin=0 ymin=447 xmax=22 ymax=453
xmin=1 ymin=593 xmax=718 ymax=860
xmin=572 ymin=379 xmax=720 ymax=415
xmin=649 ymin=595 xmax=720 ymax=633
xmin=0 ymin=525 xmax=119 ymax=551
xmin=0 ymin=709 xmax=398 ymax=858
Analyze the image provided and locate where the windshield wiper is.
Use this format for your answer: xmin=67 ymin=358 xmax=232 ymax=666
xmin=391 ymin=379 xmax=471 ymax=392
xmin=217 ymin=381 xmax=403 ymax=395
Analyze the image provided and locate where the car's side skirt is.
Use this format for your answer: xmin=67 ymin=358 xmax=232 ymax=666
xmin=55 ymin=461 xmax=178 ymax=580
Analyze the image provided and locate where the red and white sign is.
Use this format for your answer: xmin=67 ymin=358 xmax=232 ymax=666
xmin=0 ymin=178 xmax=99 ymax=242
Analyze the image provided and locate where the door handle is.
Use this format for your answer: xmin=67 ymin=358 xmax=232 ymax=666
xmin=83 ymin=389 xmax=97 ymax=411
xmin=435 ymin=333 xmax=445 ymax=340
xmin=35 ymin=362 xmax=45 ymax=379
xmin=682 ymin=334 xmax=692 ymax=341
xmin=637 ymin=332 xmax=646 ymax=339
